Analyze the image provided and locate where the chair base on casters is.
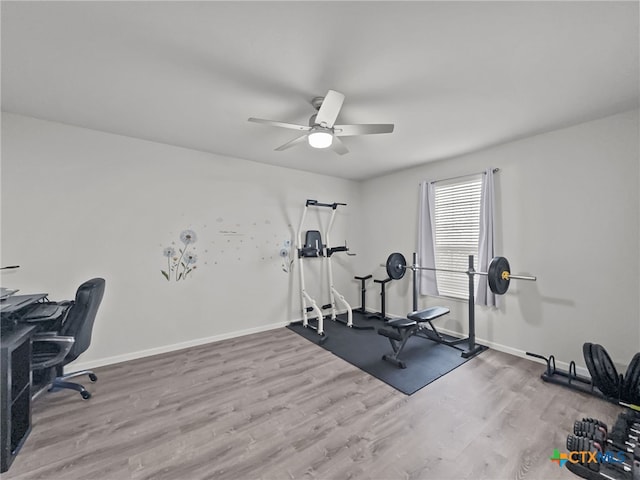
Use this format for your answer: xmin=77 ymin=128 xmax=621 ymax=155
xmin=37 ymin=368 xmax=97 ymax=400
xmin=50 ymin=369 xmax=97 ymax=400
xmin=50 ymin=379 xmax=91 ymax=400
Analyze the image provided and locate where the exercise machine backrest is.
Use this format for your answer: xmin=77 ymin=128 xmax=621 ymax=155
xmin=300 ymin=230 xmax=323 ymax=257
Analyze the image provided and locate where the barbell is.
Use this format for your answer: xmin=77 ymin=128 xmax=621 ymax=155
xmin=384 ymin=252 xmax=536 ymax=295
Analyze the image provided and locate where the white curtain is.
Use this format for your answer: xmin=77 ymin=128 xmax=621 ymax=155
xmin=418 ymin=181 xmax=439 ymax=296
xmin=476 ymin=168 xmax=497 ymax=307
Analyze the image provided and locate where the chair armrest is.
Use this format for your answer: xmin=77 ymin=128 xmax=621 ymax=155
xmin=32 ymin=331 xmax=67 ymax=338
xmin=31 ymin=334 xmax=75 ymax=370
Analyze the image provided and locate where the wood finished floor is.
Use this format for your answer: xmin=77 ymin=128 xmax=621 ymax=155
xmin=4 ymin=327 xmax=622 ymax=480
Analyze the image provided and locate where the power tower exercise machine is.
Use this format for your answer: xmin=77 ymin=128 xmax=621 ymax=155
xmin=291 ymin=199 xmax=371 ymax=343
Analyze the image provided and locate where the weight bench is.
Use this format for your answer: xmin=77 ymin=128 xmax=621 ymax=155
xmin=377 ymin=306 xmax=451 ymax=368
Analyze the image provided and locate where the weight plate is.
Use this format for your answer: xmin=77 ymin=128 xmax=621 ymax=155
xmin=631 ymin=361 xmax=640 ymax=405
xmin=386 ymin=252 xmax=407 ymax=280
xmin=590 ymin=344 xmax=618 ymax=398
xmin=624 ymin=353 xmax=640 ymax=404
xmin=583 ymin=342 xmax=599 ymax=387
xmin=589 ymin=343 xmax=609 ymax=396
xmin=594 ymin=344 xmax=620 ymax=398
xmin=488 ymin=256 xmax=510 ymax=295
xmin=631 ymin=354 xmax=640 ymax=404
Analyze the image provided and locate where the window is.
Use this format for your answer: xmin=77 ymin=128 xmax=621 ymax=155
xmin=433 ymin=176 xmax=482 ymax=298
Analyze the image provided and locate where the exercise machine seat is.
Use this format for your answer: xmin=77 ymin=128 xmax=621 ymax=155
xmin=385 ymin=318 xmax=417 ymax=329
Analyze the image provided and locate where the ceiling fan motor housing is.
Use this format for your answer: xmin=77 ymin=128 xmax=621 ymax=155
xmin=311 ymin=96 xmax=325 ymax=111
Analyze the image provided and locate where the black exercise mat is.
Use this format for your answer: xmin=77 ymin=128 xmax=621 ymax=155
xmin=287 ymin=312 xmax=479 ymax=395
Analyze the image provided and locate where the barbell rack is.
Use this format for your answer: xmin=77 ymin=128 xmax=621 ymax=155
xmin=385 ymin=252 xmax=537 ymax=358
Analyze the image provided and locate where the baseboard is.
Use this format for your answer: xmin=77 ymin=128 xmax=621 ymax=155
xmin=69 ymin=307 xmax=352 ymax=372
xmin=71 ymin=309 xmax=588 ymax=379
xmin=68 ymin=320 xmax=290 ymax=372
xmin=434 ymin=325 xmax=591 ymax=378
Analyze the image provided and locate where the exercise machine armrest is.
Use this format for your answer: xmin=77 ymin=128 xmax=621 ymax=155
xmin=326 ymin=246 xmax=348 ymax=256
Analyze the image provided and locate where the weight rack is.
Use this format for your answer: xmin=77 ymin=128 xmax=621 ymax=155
xmin=527 ymin=346 xmax=640 ymax=408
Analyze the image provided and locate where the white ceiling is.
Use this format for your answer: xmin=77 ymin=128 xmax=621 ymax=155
xmin=2 ymin=1 xmax=638 ymax=181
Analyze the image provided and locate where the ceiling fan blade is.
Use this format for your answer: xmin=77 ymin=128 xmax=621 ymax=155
xmin=274 ymin=134 xmax=308 ymax=151
xmin=330 ymin=136 xmax=349 ymax=155
xmin=333 ymin=124 xmax=395 ymax=136
xmin=314 ymin=90 xmax=345 ymax=128
xmin=248 ymin=117 xmax=311 ymax=131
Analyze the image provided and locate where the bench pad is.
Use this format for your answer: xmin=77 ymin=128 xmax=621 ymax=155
xmin=386 ymin=318 xmax=417 ymax=329
xmin=407 ymin=306 xmax=450 ymax=322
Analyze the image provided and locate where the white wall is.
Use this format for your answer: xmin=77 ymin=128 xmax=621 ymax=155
xmin=359 ymin=109 xmax=640 ymax=369
xmin=2 ymin=110 xmax=638 ymax=373
xmin=1 ymin=113 xmax=364 ymax=367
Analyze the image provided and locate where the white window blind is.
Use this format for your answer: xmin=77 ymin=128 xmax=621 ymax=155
xmin=434 ymin=176 xmax=482 ymax=298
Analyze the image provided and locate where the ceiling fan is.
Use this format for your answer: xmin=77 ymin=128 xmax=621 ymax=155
xmin=248 ymin=90 xmax=394 ymax=155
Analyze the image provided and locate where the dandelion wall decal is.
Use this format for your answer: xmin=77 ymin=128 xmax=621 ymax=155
xmin=161 ymin=229 xmax=198 ymax=282
xmin=180 ymin=229 xmax=197 ymax=244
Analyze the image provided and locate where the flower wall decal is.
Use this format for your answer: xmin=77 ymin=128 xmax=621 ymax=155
xmin=162 ymin=229 xmax=198 ymax=281
xmin=180 ymin=229 xmax=197 ymax=244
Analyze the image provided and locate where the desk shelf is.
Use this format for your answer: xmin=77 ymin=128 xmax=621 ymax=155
xmin=1 ymin=324 xmax=35 ymax=473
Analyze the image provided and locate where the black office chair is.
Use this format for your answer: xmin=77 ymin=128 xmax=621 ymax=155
xmin=31 ymin=278 xmax=105 ymax=400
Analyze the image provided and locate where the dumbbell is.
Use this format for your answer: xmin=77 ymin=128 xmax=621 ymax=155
xmin=613 ymin=417 xmax=640 ymax=441
xmin=575 ymin=421 xmax=639 ymax=461
xmin=580 ymin=417 xmax=609 ymax=434
xmin=574 ymin=421 xmax=606 ymax=443
xmin=577 ymin=415 xmax=639 ymax=440
xmin=566 ymin=435 xmax=635 ymax=474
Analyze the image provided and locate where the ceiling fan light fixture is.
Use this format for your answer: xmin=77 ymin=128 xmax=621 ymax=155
xmin=308 ymin=129 xmax=333 ymax=149
xmin=249 ymin=89 xmax=393 ymax=155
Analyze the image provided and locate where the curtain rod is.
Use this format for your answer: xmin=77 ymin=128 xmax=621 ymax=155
xmin=428 ymin=167 xmax=500 ymax=185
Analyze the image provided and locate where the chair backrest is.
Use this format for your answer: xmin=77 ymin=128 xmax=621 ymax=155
xmin=60 ymin=278 xmax=106 ymax=363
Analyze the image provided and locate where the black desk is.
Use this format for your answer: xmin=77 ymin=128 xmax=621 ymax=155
xmin=0 ymin=323 xmax=36 ymax=473
xmin=1 ymin=294 xmax=48 ymax=315
xmin=0 ymin=293 xmax=54 ymax=473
